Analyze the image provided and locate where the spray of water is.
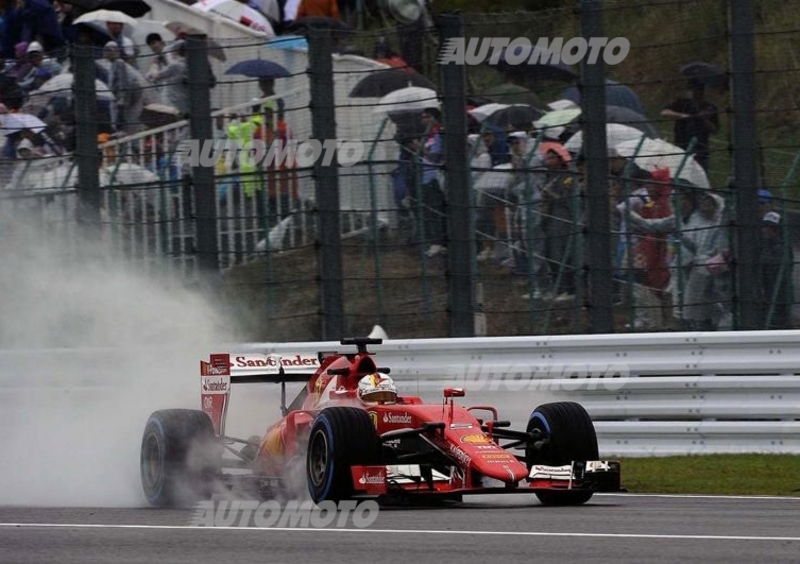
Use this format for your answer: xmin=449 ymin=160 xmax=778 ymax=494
xmin=0 ymin=210 xmax=250 ymax=506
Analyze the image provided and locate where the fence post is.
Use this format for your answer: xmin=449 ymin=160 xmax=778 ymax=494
xmin=72 ymin=44 xmax=101 ymax=227
xmin=729 ymin=1 xmax=761 ymax=329
xmin=438 ymin=12 xmax=476 ymax=337
xmin=186 ymin=34 xmax=220 ymax=274
xmin=579 ymin=0 xmax=614 ymax=333
xmin=308 ymin=29 xmax=344 ymax=340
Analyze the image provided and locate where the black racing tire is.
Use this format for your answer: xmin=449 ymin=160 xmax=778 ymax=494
xmin=306 ymin=407 xmax=382 ymax=503
xmin=526 ymin=401 xmax=598 ymax=506
xmin=140 ymin=409 xmax=221 ymax=507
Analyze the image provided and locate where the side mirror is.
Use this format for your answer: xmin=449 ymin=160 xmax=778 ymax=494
xmin=443 ymin=388 xmax=465 ymax=398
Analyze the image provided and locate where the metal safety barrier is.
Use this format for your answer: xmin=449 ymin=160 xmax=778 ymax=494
xmin=239 ymin=330 xmax=800 ymax=456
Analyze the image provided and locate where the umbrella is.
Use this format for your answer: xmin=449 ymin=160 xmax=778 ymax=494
xmin=485 ymin=105 xmax=542 ymax=129
xmin=192 ymin=0 xmax=275 ymax=36
xmin=0 ymin=113 xmax=46 ymax=135
xmin=534 ymin=108 xmax=582 ymax=130
xmin=374 ymin=86 xmax=438 ymax=115
xmin=680 ymin=61 xmax=727 ymax=90
xmin=225 ymin=59 xmax=290 ymax=79
xmin=124 ymin=19 xmax=171 ymax=47
xmin=484 ymin=82 xmax=542 ymax=107
xmin=559 ymin=79 xmax=646 ymax=115
xmin=615 ymin=137 xmax=709 ymax=189
xmin=468 ymin=103 xmax=510 ymax=123
xmin=163 ymin=22 xmax=227 ymax=61
xmin=74 ymin=9 xmax=138 ymax=26
xmin=350 ymin=68 xmax=436 ymax=98
xmin=140 ymin=103 xmax=182 ymax=128
xmin=493 ymin=44 xmax=578 ymax=83
xmin=563 ymin=123 xmax=648 ymax=155
xmin=97 ymin=0 xmax=150 ymax=17
xmin=535 ymin=106 xmax=659 ymax=139
xmin=605 ymin=105 xmax=660 ymax=138
xmin=24 ymin=74 xmax=114 ymax=115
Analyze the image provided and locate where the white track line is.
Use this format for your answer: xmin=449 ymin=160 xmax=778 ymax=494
xmin=597 ymin=493 xmax=800 ymax=501
xmin=0 ymin=523 xmax=798 ymax=542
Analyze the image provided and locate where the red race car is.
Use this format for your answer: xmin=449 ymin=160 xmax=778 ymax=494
xmin=140 ymin=338 xmax=621 ymax=507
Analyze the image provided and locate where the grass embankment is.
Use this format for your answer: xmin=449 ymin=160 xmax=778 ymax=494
xmin=619 ymin=455 xmax=800 ymax=496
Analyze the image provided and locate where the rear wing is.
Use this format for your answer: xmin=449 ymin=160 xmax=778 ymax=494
xmin=200 ymin=352 xmax=319 ymax=434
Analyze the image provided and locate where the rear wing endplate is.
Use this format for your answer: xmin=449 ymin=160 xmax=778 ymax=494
xmin=200 ymin=352 xmax=320 ymax=433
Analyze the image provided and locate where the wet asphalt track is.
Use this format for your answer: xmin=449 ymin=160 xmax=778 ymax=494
xmin=1 ymin=494 xmax=799 ymax=563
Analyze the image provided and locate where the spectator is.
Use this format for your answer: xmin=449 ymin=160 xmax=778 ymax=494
xmin=539 ymin=141 xmax=578 ymax=301
xmin=105 ymin=21 xmax=136 ymax=65
xmin=296 ymin=0 xmax=340 ymax=19
xmin=408 ymin=107 xmax=446 ymax=257
xmin=18 ymin=41 xmax=62 ymax=92
xmin=626 ymin=188 xmax=730 ymax=329
xmin=1 ymin=0 xmax=64 ymax=57
xmin=150 ymin=40 xmax=188 ymax=115
xmin=661 ymin=81 xmax=719 ymax=171
xmin=481 ymin=125 xmax=511 ymax=166
xmin=631 ymin=168 xmax=674 ymax=328
xmin=144 ymin=33 xmax=170 ymax=104
xmin=99 ymin=42 xmax=144 ymax=134
xmin=759 ymin=211 xmax=793 ymax=329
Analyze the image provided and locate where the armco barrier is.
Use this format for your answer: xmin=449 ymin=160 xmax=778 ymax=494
xmin=240 ymin=330 xmax=800 ymax=456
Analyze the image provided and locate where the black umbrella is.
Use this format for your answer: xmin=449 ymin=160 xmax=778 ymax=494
xmin=350 ymin=68 xmax=435 ymax=98
xmin=63 ymin=0 xmax=151 ymax=16
xmin=99 ymin=0 xmax=150 ymax=17
xmin=485 ymin=105 xmax=544 ymax=130
xmin=605 ymin=105 xmax=660 ymax=139
xmin=492 ymin=44 xmax=578 ymax=83
xmin=680 ymin=61 xmax=727 ymax=89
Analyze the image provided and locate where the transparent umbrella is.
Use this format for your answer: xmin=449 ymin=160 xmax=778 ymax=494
xmin=615 ymin=137 xmax=709 ymax=188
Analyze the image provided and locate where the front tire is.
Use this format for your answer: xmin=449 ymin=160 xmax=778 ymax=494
xmin=140 ymin=409 xmax=221 ymax=507
xmin=526 ymin=402 xmax=598 ymax=506
xmin=306 ymin=407 xmax=382 ymax=503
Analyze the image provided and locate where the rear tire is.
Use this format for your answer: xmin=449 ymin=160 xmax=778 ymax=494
xmin=140 ymin=409 xmax=221 ymax=507
xmin=526 ymin=402 xmax=598 ymax=506
xmin=306 ymin=407 xmax=382 ymax=503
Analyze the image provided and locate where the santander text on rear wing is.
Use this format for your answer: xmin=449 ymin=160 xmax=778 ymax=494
xmin=200 ymin=352 xmax=320 ymax=434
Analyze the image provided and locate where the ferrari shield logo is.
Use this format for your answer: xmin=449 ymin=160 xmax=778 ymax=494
xmin=369 ymin=411 xmax=378 ymax=429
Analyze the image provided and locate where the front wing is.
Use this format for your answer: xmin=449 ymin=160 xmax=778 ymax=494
xmin=350 ymin=460 xmax=621 ymax=497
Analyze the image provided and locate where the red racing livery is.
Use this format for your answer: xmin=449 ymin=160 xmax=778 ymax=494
xmin=140 ymin=338 xmax=621 ymax=507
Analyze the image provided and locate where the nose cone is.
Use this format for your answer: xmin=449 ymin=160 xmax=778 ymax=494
xmin=453 ymin=435 xmax=529 ymax=483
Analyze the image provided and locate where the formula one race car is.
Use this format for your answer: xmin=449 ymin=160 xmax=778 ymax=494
xmin=140 ymin=338 xmax=620 ymax=507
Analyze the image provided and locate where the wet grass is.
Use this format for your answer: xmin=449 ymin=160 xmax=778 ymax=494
xmin=619 ymin=454 xmax=800 ymax=496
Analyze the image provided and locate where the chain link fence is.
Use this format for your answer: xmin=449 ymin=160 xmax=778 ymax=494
xmin=1 ymin=0 xmax=797 ymax=341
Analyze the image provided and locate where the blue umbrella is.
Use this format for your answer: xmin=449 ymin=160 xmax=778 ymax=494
xmin=225 ymin=59 xmax=290 ymax=79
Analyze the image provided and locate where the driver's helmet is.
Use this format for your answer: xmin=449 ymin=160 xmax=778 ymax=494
xmin=357 ymin=373 xmax=397 ymax=404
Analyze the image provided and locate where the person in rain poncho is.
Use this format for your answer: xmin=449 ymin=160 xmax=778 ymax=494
xmin=623 ymin=187 xmax=730 ymax=330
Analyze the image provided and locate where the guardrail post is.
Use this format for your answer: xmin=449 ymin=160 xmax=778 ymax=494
xmin=72 ymin=44 xmax=101 ymax=228
xmin=308 ymin=29 xmax=345 ymax=340
xmin=438 ymin=12 xmax=476 ymax=337
xmin=579 ymin=0 xmax=614 ymax=333
xmin=729 ymin=1 xmax=761 ymax=329
xmin=186 ymin=34 xmax=220 ymax=274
